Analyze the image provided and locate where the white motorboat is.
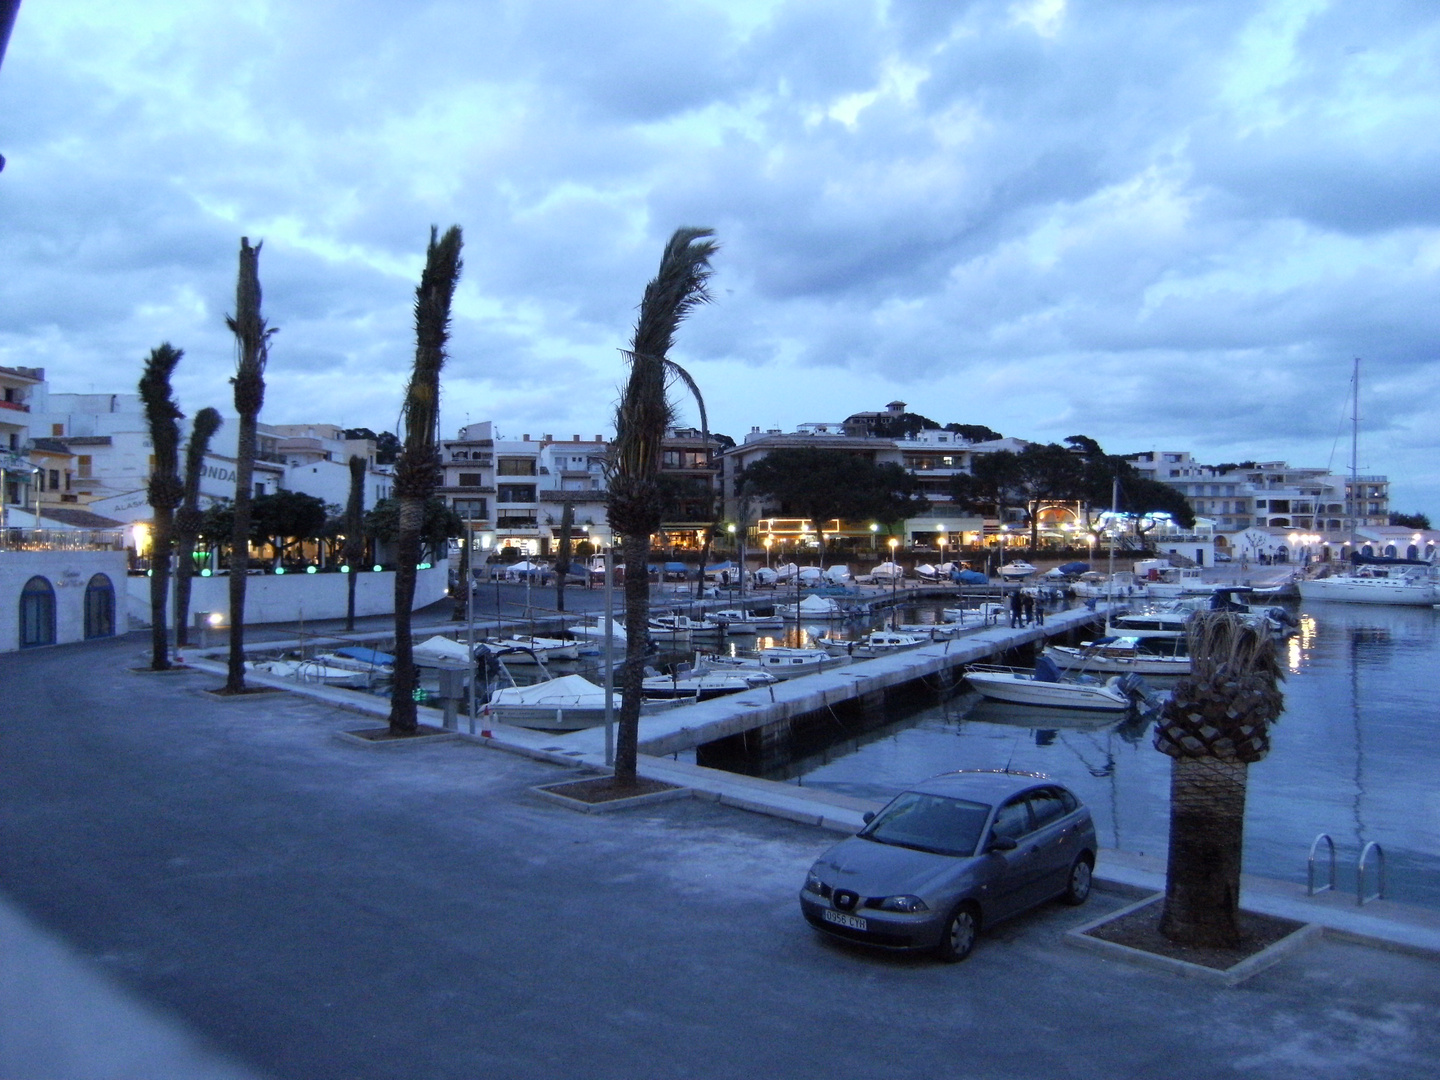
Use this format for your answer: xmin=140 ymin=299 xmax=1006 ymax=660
xmin=641 ymin=662 xmax=777 ymax=701
xmin=709 ymin=608 xmax=785 ymax=632
xmin=1133 ymin=561 xmax=1220 ymax=599
xmin=999 ymin=561 xmax=1038 ymax=580
xmin=1071 ymin=570 xmax=1137 ymax=599
xmin=481 ymin=636 xmax=582 ymax=663
xmin=777 ymin=594 xmax=860 ymax=620
xmin=646 ymin=614 xmax=724 ymax=638
xmin=815 ymin=630 xmax=929 ymax=658
xmin=483 ymin=674 xmax=615 ymax=731
xmin=965 ymin=657 xmax=1138 ymax=712
xmin=942 ymin=603 xmax=1006 ymax=626
xmin=1046 ymin=635 xmax=1191 ymax=677
xmin=701 ymin=646 xmax=839 ymax=679
xmin=294 ymin=657 xmax=374 ymax=688
xmin=1297 ymin=560 xmax=1439 ymax=606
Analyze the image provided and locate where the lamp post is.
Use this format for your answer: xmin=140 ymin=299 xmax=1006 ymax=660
xmin=763 ymin=536 xmax=772 ymax=570
xmin=869 ymin=521 xmax=878 ymax=553
xmin=937 ymin=525 xmax=947 ymax=570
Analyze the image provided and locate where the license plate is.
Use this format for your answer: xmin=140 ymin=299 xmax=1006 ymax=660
xmin=823 ymin=909 xmax=867 ymax=931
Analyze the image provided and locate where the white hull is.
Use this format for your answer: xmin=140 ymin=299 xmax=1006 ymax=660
xmin=1297 ymin=577 xmax=1437 ymax=605
xmin=965 ymin=670 xmax=1131 ymax=712
xmin=1047 ymin=644 xmax=1190 ymax=677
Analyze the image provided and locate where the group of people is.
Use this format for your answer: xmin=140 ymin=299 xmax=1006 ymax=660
xmin=1008 ymin=588 xmax=1045 ymax=628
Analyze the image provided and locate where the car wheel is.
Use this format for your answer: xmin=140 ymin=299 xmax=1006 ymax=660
xmin=1062 ymin=855 xmax=1093 ymax=906
xmin=937 ymin=904 xmax=979 ymax=963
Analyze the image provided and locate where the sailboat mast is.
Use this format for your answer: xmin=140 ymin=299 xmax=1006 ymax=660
xmin=1349 ymin=357 xmax=1360 ymax=549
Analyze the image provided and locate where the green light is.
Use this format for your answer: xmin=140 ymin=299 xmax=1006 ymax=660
xmin=418 ymin=562 xmax=431 ymax=570
xmin=145 ymin=569 xmax=153 ymax=577
xmin=201 ymin=569 xmax=211 ymax=577
xmin=275 ymin=567 xmax=285 ymax=575
xmin=340 ymin=565 xmax=350 ymax=574
xmin=306 ymin=565 xmax=317 ymax=574
xmin=373 ymin=564 xmax=383 ymax=572
xmin=412 ymin=687 xmax=428 ymax=702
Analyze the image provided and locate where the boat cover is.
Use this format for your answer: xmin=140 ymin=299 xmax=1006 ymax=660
xmin=1057 ymin=562 xmax=1090 ymax=575
xmin=951 ymin=569 xmax=988 ymax=584
xmin=1033 ymin=655 xmax=1064 ymax=682
xmin=333 ymin=646 xmax=395 ymax=665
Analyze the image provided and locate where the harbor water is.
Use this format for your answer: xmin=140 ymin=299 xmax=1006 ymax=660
xmin=703 ymin=598 xmax=1440 ymax=910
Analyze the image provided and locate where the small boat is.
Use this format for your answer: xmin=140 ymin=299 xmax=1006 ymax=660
xmin=942 ymin=603 xmax=1006 ymax=626
xmin=294 ymin=657 xmax=373 ymax=687
xmin=244 ymin=659 xmax=300 ymax=679
xmin=310 ymin=649 xmax=394 ymax=676
xmin=701 ymin=647 xmax=839 ymax=679
xmin=1071 ymin=570 xmax=1137 ymax=599
xmin=641 ymin=662 xmax=777 ymax=701
xmin=413 ymin=635 xmax=473 ymax=665
xmin=709 ymin=608 xmax=785 ymax=632
xmin=482 ymin=636 xmax=582 ymax=663
xmin=646 ymin=614 xmax=724 ymax=638
xmin=999 ymin=561 xmax=1038 ymax=580
xmin=1046 ymin=635 xmax=1191 ymax=677
xmin=868 ymin=561 xmax=904 ymax=581
xmin=893 ymin=622 xmax=965 ymax=640
xmin=965 ymin=656 xmax=1138 ymax=712
xmin=1133 ymin=561 xmax=1221 ymax=599
xmin=777 ymin=594 xmax=858 ymax=620
xmin=815 ymin=630 xmax=929 ymax=658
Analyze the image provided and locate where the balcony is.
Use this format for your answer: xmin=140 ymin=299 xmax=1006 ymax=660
xmin=0 ymin=399 xmax=30 ymax=413
xmin=539 ymin=489 xmax=607 ymax=503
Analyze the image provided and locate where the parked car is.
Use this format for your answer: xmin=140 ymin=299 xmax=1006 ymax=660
xmin=799 ymin=770 xmax=1097 ymax=961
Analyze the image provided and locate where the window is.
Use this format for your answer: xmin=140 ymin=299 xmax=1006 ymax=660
xmin=49 ymin=469 xmax=60 ymax=490
xmin=78 ymin=455 xmax=93 ymax=478
xmin=52 ymin=423 xmax=64 ymax=436
xmin=453 ymin=498 xmax=487 ymax=519
xmin=497 ymin=458 xmax=536 ymax=476
xmin=84 ymin=574 xmax=115 ymax=639
xmin=497 ymin=484 xmax=536 ymax=504
xmin=1027 ymin=788 xmax=1068 ymax=828
xmin=990 ymin=797 xmax=1032 ymax=841
xmin=20 ymin=576 xmax=56 ymax=648
xmin=457 ymin=473 xmax=483 ymax=488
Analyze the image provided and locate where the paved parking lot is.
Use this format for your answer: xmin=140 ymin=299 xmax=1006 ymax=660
xmin=3 ymin=634 xmax=1439 ymax=1080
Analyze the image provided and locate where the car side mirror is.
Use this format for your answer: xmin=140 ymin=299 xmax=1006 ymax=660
xmin=862 ymin=811 xmax=875 ymax=824
xmin=988 ymin=834 xmax=1018 ymax=852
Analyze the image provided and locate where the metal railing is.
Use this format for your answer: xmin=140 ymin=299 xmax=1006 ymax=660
xmin=1307 ymin=834 xmax=1336 ymax=895
xmin=1306 ymin=834 xmax=1387 ymax=906
xmin=1 ymin=527 xmax=128 ymax=552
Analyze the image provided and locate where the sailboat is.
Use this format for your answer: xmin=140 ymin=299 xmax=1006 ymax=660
xmin=1298 ymin=360 xmax=1439 ymax=606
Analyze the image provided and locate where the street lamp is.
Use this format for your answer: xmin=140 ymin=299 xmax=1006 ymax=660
xmin=936 ymin=525 xmax=947 ymax=569
xmin=869 ymin=522 xmax=878 ymax=552
xmin=887 ymin=536 xmax=899 ymax=627
xmin=763 ymin=535 xmax=772 ymax=569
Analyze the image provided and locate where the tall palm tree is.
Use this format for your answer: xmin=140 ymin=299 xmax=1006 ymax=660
xmin=607 ymin=227 xmax=717 ymax=786
xmin=389 ymin=225 xmax=464 ymax=734
xmin=1154 ymin=611 xmax=1285 ymax=947
xmin=175 ymin=407 xmax=223 ymax=647
xmin=344 ymin=454 xmax=366 ymax=632
xmin=224 ymin=237 xmax=276 ymax=693
xmin=139 ymin=343 xmax=185 ymax=670
xmin=553 ymin=500 xmax=574 ymax=613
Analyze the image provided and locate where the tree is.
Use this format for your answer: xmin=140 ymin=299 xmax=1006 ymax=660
xmin=389 ymin=225 xmax=464 ymax=735
xmin=224 ymin=237 xmax=276 ymax=694
xmin=363 ymin=496 xmax=460 ymax=553
xmin=1389 ymin=511 xmax=1431 ymax=530
xmin=175 ymin=408 xmax=223 ymax=647
xmin=553 ymin=500 xmax=575 ymax=612
xmin=1014 ymin=443 xmax=1086 ymax=550
xmin=139 ymin=343 xmax=186 ymax=671
xmin=1153 ymin=612 xmax=1284 ymax=947
xmin=943 ymin=422 xmax=1002 ymax=443
xmin=868 ymin=411 xmax=940 ymax=439
xmin=949 ymin=449 xmax=1025 ymax=521
xmin=739 ymin=448 xmax=874 ymax=566
xmin=250 ymin=489 xmax=328 ymax=562
xmin=344 ymin=455 xmax=366 ymax=631
xmin=607 ymin=226 xmax=717 ymax=787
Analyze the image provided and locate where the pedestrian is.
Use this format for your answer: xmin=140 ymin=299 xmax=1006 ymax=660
xmin=1022 ymin=592 xmax=1034 ymax=626
xmin=1036 ymin=596 xmax=1045 ymax=625
xmin=1009 ymin=588 xmax=1023 ymax=628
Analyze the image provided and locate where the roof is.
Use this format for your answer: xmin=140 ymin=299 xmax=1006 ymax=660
xmin=40 ymin=507 xmax=125 ymax=529
xmin=30 ymin=438 xmax=74 ymax=454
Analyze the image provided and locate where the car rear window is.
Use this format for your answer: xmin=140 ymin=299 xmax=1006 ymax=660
xmin=860 ymin=793 xmax=991 ymax=857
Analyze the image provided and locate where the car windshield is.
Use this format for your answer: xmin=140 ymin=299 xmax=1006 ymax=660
xmin=860 ymin=792 xmax=991 ymax=857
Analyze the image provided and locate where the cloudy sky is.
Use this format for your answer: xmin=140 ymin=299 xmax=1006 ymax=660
xmin=2 ymin=0 xmax=1438 ymax=511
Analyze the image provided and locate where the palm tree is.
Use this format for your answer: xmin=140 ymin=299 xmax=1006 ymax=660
xmin=553 ymin=500 xmax=574 ymax=613
xmin=1153 ymin=611 xmax=1285 ymax=947
xmin=139 ymin=343 xmax=185 ymax=670
xmin=175 ymin=407 xmax=223 ymax=647
xmin=389 ymin=225 xmax=464 ymax=734
xmin=607 ymin=227 xmax=718 ymax=786
xmin=344 ymin=454 xmax=366 ymax=632
xmin=224 ymin=237 xmax=276 ymax=694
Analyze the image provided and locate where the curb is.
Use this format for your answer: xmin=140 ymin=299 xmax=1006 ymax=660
xmin=333 ymin=727 xmax=462 ymax=750
xmin=1064 ymin=894 xmax=1324 ymax=986
xmin=530 ymin=781 xmax=693 ymax=814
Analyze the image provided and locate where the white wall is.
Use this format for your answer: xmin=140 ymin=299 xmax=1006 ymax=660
xmin=124 ymin=563 xmax=450 ymax=626
xmin=0 ymin=549 xmax=129 ymax=652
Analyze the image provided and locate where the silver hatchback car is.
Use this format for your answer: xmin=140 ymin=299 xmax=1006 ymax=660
xmin=799 ymin=771 xmax=1097 ymax=961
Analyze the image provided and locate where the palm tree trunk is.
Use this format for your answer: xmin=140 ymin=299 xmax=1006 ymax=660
xmin=344 ymin=454 xmax=365 ymax=631
xmin=1160 ymin=756 xmax=1248 ymax=947
xmin=614 ymin=529 xmax=652 ymax=784
xmin=389 ymin=494 xmax=425 ymax=732
xmin=148 ymin=512 xmax=173 ymax=669
xmin=226 ymin=410 xmax=257 ymax=692
xmin=553 ymin=501 xmax=574 ymax=613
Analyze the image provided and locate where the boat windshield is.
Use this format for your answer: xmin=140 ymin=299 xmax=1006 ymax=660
xmin=859 ymin=792 xmax=991 ymax=857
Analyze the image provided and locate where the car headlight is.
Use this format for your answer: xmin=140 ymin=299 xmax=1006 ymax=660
xmin=804 ymin=869 xmax=826 ymax=894
xmin=877 ymin=895 xmax=929 ymax=913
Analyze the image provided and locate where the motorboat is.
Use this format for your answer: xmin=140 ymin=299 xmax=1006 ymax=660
xmin=646 ymin=614 xmax=724 ymax=638
xmin=965 ymin=656 xmax=1141 ymax=712
xmin=1297 ymin=557 xmax=1439 ymax=606
xmin=1045 ymin=635 xmax=1191 ymax=677
xmin=480 ymin=635 xmax=582 ymax=663
xmin=1071 ymin=570 xmax=1137 ymax=599
xmin=294 ymin=657 xmax=374 ymax=688
xmin=483 ymin=674 xmax=617 ymax=731
xmin=641 ymin=661 xmax=778 ymax=701
xmin=892 ymin=622 xmax=965 ymax=640
xmin=942 ymin=603 xmax=1006 ymax=626
xmin=701 ymin=646 xmax=839 ymax=679
xmin=777 ymin=594 xmax=860 ymax=620
xmin=999 ymin=561 xmax=1038 ymax=580
xmin=815 ymin=630 xmax=929 ymax=658
xmin=868 ymin=561 xmax=904 ymax=581
xmin=1133 ymin=561 xmax=1220 ymax=599
xmin=709 ymin=608 xmax=785 ymax=632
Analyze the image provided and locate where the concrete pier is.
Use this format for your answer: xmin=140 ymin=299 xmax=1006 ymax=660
xmin=549 ymin=604 xmax=1105 ymax=758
